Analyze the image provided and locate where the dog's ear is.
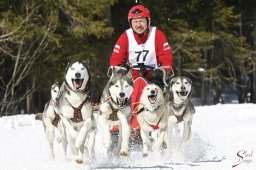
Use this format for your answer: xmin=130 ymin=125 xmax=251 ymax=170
xmin=81 ymin=60 xmax=87 ymax=65
xmin=112 ymin=66 xmax=118 ymax=77
xmin=64 ymin=62 xmax=71 ymax=77
xmin=187 ymin=77 xmax=192 ymax=84
xmin=169 ymin=77 xmax=176 ymax=87
xmin=107 ymin=66 xmax=117 ymax=78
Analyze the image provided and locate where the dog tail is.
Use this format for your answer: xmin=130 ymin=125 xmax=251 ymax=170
xmin=35 ymin=113 xmax=43 ymax=121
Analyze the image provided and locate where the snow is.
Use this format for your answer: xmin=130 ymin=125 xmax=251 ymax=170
xmin=0 ymin=104 xmax=255 ymax=170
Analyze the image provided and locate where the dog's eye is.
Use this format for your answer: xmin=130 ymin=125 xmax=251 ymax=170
xmin=176 ymin=82 xmax=180 ymax=85
xmin=124 ymin=85 xmax=129 ymax=88
xmin=71 ymin=68 xmax=75 ymax=70
xmin=81 ymin=67 xmax=85 ymax=70
xmin=184 ymin=81 xmax=188 ymax=84
xmin=115 ymin=85 xmax=119 ymax=87
xmin=53 ymin=90 xmax=57 ymax=92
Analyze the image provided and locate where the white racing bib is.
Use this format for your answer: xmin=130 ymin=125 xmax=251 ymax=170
xmin=127 ymin=26 xmax=157 ymax=70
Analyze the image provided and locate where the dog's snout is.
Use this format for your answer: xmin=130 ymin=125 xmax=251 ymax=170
xmin=181 ymin=86 xmax=185 ymax=90
xmin=119 ymin=92 xmax=125 ymax=98
xmin=150 ymin=90 xmax=155 ymax=94
xmin=75 ymin=72 xmax=81 ymax=78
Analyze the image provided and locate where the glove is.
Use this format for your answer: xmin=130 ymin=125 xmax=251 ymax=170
xmin=107 ymin=66 xmax=129 ymax=77
xmin=151 ymin=68 xmax=169 ymax=90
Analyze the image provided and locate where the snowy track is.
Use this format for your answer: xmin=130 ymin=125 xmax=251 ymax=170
xmin=0 ymin=104 xmax=255 ymax=170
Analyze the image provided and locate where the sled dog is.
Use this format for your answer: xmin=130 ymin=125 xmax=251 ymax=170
xmin=57 ymin=61 xmax=96 ymax=164
xmin=98 ymin=68 xmax=133 ymax=156
xmin=166 ymin=76 xmax=195 ymax=156
xmin=137 ymin=84 xmax=169 ymax=157
xmin=35 ymin=82 xmax=67 ymax=159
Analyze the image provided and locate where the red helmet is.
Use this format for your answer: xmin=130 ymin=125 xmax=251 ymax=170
xmin=128 ymin=5 xmax=151 ymax=26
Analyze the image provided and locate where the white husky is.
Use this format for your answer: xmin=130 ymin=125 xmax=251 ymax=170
xmin=57 ymin=61 xmax=96 ymax=164
xmin=35 ymin=82 xmax=67 ymax=159
xmin=166 ymin=76 xmax=195 ymax=158
xmin=98 ymin=68 xmax=133 ymax=156
xmin=137 ymin=84 xmax=169 ymax=157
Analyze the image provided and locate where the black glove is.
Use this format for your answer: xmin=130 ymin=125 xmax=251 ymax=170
xmin=151 ymin=68 xmax=166 ymax=90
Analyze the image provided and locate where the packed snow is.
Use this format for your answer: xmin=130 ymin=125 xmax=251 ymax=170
xmin=0 ymin=104 xmax=255 ymax=170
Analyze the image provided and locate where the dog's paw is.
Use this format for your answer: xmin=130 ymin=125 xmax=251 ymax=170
xmin=143 ymin=153 xmax=148 ymax=157
xmin=75 ymin=159 xmax=83 ymax=164
xmin=119 ymin=151 xmax=128 ymax=156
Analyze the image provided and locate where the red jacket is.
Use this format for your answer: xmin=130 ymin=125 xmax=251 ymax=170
xmin=110 ymin=27 xmax=173 ymax=80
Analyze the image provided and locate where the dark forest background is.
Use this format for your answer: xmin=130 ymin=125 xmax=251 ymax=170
xmin=0 ymin=0 xmax=256 ymax=116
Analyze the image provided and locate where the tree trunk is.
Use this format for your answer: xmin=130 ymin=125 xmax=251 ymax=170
xmin=26 ymin=77 xmax=36 ymax=114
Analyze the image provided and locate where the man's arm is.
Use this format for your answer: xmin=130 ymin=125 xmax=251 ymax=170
xmin=110 ymin=32 xmax=129 ymax=66
xmin=155 ymin=28 xmax=173 ymax=74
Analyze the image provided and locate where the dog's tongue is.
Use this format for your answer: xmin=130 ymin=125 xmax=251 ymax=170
xmin=73 ymin=80 xmax=82 ymax=89
xmin=118 ymin=98 xmax=126 ymax=107
xmin=180 ymin=91 xmax=187 ymax=96
xmin=148 ymin=95 xmax=157 ymax=104
xmin=74 ymin=83 xmax=80 ymax=89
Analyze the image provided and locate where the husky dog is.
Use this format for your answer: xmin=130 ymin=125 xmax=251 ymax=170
xmin=57 ymin=61 xmax=96 ymax=164
xmin=98 ymin=68 xmax=133 ymax=156
xmin=35 ymin=82 xmax=67 ymax=159
xmin=137 ymin=84 xmax=169 ymax=157
xmin=166 ymin=76 xmax=195 ymax=157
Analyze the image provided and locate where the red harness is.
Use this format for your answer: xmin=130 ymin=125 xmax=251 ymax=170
xmin=149 ymin=116 xmax=162 ymax=130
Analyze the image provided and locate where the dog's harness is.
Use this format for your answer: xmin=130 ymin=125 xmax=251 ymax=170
xmin=109 ymin=103 xmax=119 ymax=121
xmin=50 ymin=100 xmax=60 ymax=127
xmin=170 ymin=101 xmax=189 ymax=123
xmin=143 ymin=113 xmax=163 ymax=130
xmin=136 ymin=106 xmax=160 ymax=115
xmin=137 ymin=106 xmax=162 ymax=130
xmin=52 ymin=111 xmax=60 ymax=127
xmin=105 ymin=97 xmax=130 ymax=121
xmin=69 ymin=97 xmax=89 ymax=123
xmin=150 ymin=116 xmax=162 ymax=130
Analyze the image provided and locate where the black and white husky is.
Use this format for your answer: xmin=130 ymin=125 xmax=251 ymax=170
xmin=35 ymin=82 xmax=67 ymax=159
xmin=166 ymin=76 xmax=195 ymax=158
xmin=57 ymin=61 xmax=96 ymax=164
xmin=98 ymin=68 xmax=133 ymax=156
xmin=137 ymin=84 xmax=169 ymax=157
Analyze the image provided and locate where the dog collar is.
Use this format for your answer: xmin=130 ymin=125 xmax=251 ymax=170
xmin=170 ymin=101 xmax=188 ymax=123
xmin=136 ymin=105 xmax=160 ymax=115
